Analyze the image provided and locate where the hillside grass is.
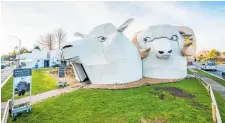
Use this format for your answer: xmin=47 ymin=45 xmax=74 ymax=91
xmin=8 ymin=78 xmax=212 ymax=123
xmin=213 ymin=90 xmax=225 ymax=122
xmin=1 ymin=68 xmax=57 ymax=102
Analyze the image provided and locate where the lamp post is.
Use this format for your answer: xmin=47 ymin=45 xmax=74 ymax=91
xmin=9 ymin=35 xmax=21 ymax=68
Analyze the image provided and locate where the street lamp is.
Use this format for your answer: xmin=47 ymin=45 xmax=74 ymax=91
xmin=9 ymin=35 xmax=21 ymax=68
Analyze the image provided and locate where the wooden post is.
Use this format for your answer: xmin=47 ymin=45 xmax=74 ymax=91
xmin=212 ymin=103 xmax=216 ymax=123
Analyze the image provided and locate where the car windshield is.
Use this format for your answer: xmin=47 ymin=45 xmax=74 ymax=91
xmin=207 ymin=63 xmax=216 ymax=66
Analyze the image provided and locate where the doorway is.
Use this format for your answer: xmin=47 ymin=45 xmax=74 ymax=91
xmin=44 ymin=60 xmax=49 ymax=67
xmin=73 ymin=63 xmax=89 ymax=82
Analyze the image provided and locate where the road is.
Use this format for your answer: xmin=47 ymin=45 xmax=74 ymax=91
xmin=1 ymin=66 xmax=14 ymax=84
xmin=193 ymin=62 xmax=225 ymax=80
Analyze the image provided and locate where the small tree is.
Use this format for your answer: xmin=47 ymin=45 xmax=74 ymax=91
xmin=55 ymin=28 xmax=66 ymax=60
xmin=55 ymin=28 xmax=66 ymax=50
xmin=37 ymin=33 xmax=56 ymax=59
xmin=20 ymin=47 xmax=29 ymax=54
xmin=222 ymin=52 xmax=225 ymax=56
xmin=207 ymin=49 xmax=218 ymax=60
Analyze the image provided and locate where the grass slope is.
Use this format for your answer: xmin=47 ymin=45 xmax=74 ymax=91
xmin=8 ymin=78 xmax=212 ymax=123
xmin=195 ymin=69 xmax=225 ymax=87
xmin=213 ymin=91 xmax=225 ymax=122
xmin=1 ymin=69 xmax=57 ymax=102
xmin=187 ymin=69 xmax=193 ymax=74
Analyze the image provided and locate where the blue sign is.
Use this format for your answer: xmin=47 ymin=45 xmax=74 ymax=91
xmin=13 ymin=68 xmax=32 ymax=77
xmin=59 ymin=64 xmax=65 ymax=77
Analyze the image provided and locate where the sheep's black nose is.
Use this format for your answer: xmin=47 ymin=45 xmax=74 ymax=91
xmin=168 ymin=50 xmax=172 ymax=53
xmin=158 ymin=51 xmax=164 ymax=54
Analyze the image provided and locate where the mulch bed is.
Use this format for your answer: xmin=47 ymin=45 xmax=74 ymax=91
xmin=153 ymin=87 xmax=195 ymax=99
xmin=47 ymin=67 xmax=186 ymax=90
xmin=85 ymin=77 xmax=184 ymax=90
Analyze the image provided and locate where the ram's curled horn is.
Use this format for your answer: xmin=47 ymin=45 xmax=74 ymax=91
xmin=74 ymin=32 xmax=86 ymax=38
xmin=177 ymin=26 xmax=197 ymax=56
xmin=132 ymin=30 xmax=151 ymax=59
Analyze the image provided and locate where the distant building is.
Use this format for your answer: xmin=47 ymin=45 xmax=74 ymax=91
xmin=16 ymin=46 xmax=61 ymax=68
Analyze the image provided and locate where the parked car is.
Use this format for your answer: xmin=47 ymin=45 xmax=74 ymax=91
xmin=187 ymin=61 xmax=193 ymax=66
xmin=1 ymin=64 xmax=5 ymax=69
xmin=222 ymin=71 xmax=225 ymax=79
xmin=201 ymin=61 xmax=217 ymax=71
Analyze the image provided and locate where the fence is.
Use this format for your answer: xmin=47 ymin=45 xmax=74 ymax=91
xmin=1 ymin=100 xmax=11 ymax=123
xmin=195 ymin=73 xmax=222 ymax=123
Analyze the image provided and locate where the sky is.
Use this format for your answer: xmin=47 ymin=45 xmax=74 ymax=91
xmin=1 ymin=1 xmax=225 ymax=55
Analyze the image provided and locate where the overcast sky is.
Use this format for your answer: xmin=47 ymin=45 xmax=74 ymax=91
xmin=1 ymin=1 xmax=225 ymax=54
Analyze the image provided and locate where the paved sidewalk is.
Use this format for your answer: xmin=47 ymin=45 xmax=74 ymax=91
xmin=189 ymin=68 xmax=225 ymax=99
xmin=1 ymin=66 xmax=14 ymax=84
xmin=201 ymin=77 xmax=225 ymax=99
xmin=1 ymin=86 xmax=81 ymax=111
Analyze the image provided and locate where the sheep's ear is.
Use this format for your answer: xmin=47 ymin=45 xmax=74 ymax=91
xmin=117 ymin=18 xmax=134 ymax=32
xmin=177 ymin=26 xmax=197 ymax=56
xmin=132 ymin=30 xmax=150 ymax=59
xmin=74 ymin=32 xmax=85 ymax=38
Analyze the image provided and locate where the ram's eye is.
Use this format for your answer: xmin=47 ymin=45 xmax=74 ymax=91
xmin=98 ymin=36 xmax=106 ymax=42
xmin=143 ymin=37 xmax=151 ymax=42
xmin=170 ymin=35 xmax=178 ymax=41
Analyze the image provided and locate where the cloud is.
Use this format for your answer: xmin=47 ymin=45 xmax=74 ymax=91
xmin=1 ymin=1 xmax=225 ymax=54
xmin=104 ymin=2 xmax=225 ymax=52
xmin=213 ymin=6 xmax=225 ymax=12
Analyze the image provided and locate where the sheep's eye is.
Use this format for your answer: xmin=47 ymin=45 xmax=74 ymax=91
xmin=98 ymin=36 xmax=106 ymax=42
xmin=170 ymin=35 xmax=178 ymax=41
xmin=143 ymin=37 xmax=151 ymax=42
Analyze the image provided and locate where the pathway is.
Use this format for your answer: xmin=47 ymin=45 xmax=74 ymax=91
xmin=1 ymin=85 xmax=81 ymax=111
xmin=189 ymin=68 xmax=225 ymax=99
xmin=1 ymin=66 xmax=14 ymax=84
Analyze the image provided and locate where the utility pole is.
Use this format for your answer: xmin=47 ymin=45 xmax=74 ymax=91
xmin=9 ymin=35 xmax=21 ymax=68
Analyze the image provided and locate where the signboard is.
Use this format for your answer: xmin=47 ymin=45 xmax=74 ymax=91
xmin=12 ymin=68 xmax=32 ymax=116
xmin=59 ymin=64 xmax=65 ymax=77
xmin=57 ymin=64 xmax=67 ymax=88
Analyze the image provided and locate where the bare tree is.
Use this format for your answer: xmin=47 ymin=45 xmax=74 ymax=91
xmin=55 ymin=28 xmax=66 ymax=50
xmin=54 ymin=28 xmax=66 ymax=60
xmin=37 ymin=33 xmax=56 ymax=59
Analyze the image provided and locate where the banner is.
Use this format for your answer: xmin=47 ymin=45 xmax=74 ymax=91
xmin=13 ymin=68 xmax=32 ymax=98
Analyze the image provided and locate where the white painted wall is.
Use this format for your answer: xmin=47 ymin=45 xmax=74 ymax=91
xmin=62 ymin=19 xmax=142 ymax=84
xmin=17 ymin=49 xmax=61 ymax=68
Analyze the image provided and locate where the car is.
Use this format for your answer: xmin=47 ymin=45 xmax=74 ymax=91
xmin=222 ymin=71 xmax=225 ymax=79
xmin=201 ymin=61 xmax=217 ymax=71
xmin=187 ymin=61 xmax=193 ymax=65
xmin=1 ymin=64 xmax=5 ymax=69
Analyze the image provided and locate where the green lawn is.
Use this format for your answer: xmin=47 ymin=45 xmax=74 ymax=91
xmin=1 ymin=68 xmax=57 ymax=102
xmin=194 ymin=69 xmax=225 ymax=87
xmin=8 ymin=78 xmax=212 ymax=123
xmin=213 ymin=91 xmax=225 ymax=122
xmin=187 ymin=69 xmax=193 ymax=74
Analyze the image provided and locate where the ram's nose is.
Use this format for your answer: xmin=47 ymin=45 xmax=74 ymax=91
xmin=158 ymin=50 xmax=172 ymax=54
